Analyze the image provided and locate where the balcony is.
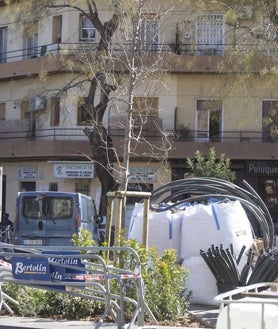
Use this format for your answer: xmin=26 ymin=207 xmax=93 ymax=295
xmin=1 ymin=42 xmax=277 ymax=61
xmin=0 ymin=122 xmax=276 ymax=143
xmin=174 ymin=129 xmax=278 ymax=144
xmin=1 ymin=42 xmax=278 ymax=80
xmin=0 ymin=123 xmax=276 ymax=162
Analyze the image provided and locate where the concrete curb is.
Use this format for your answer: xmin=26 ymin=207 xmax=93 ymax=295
xmin=0 ymin=315 xmax=214 ymax=329
xmin=0 ymin=304 xmax=218 ymax=329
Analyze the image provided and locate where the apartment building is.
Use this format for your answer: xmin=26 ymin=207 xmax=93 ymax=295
xmin=0 ymin=1 xmax=277 ymax=227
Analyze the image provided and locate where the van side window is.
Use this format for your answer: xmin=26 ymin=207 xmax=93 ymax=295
xmin=80 ymin=196 xmax=93 ymax=223
xmin=50 ymin=197 xmax=72 ymax=219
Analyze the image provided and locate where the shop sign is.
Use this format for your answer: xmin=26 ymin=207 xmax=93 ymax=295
xmin=54 ymin=163 xmax=94 ymax=178
xmin=11 ymin=253 xmax=85 ymax=289
xmin=247 ymin=161 xmax=278 ymax=175
xmin=128 ymin=167 xmax=156 ymax=182
xmin=17 ymin=167 xmax=37 ymax=179
xmin=43 ymin=251 xmax=85 ymax=282
xmin=11 ymin=257 xmax=50 ymax=281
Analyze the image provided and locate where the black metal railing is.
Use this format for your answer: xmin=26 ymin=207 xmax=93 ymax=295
xmin=1 ymin=42 xmax=278 ymax=64
xmin=0 ymin=126 xmax=276 ymax=143
xmin=0 ymin=127 xmax=88 ymax=141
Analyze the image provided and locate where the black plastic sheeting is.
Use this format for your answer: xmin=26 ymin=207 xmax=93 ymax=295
xmin=200 ymin=244 xmax=278 ymax=293
xmin=150 ymin=177 xmax=274 ymax=249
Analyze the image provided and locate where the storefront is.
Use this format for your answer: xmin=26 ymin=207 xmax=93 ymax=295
xmin=2 ymin=161 xmax=96 ymax=220
xmin=2 ymin=161 xmax=169 ymax=224
xmin=172 ymin=160 xmax=278 ymax=232
xmin=246 ymin=161 xmax=278 ymax=231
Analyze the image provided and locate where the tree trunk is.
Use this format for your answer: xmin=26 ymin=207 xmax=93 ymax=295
xmin=83 ymin=126 xmax=118 ymax=216
xmin=82 ymin=4 xmax=120 ymax=216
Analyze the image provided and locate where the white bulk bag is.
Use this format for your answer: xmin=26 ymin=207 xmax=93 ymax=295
xmin=183 ymin=256 xmax=218 ymax=306
xmin=180 ymin=203 xmax=216 ymax=260
xmin=128 ymin=203 xmax=183 ymax=256
xmin=180 ymin=200 xmax=253 ymax=263
xmin=212 ymin=200 xmax=254 ymax=264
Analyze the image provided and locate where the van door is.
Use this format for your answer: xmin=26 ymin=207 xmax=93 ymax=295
xmin=17 ymin=193 xmax=77 ymax=246
xmin=46 ymin=195 xmax=76 ymax=245
xmin=17 ymin=194 xmax=45 ymax=245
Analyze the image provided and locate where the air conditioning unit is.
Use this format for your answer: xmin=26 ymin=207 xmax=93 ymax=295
xmin=31 ymin=96 xmax=45 ymax=111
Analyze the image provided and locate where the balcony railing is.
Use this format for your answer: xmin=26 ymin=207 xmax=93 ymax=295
xmin=0 ymin=127 xmax=276 ymax=143
xmin=1 ymin=42 xmax=278 ymax=63
xmin=173 ymin=130 xmax=277 ymax=143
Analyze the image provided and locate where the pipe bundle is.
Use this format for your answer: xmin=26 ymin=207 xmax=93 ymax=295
xmin=247 ymin=248 xmax=278 ymax=285
xmin=200 ymin=244 xmax=278 ymax=293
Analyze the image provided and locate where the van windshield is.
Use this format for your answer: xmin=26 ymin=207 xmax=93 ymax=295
xmin=22 ymin=196 xmax=73 ymax=219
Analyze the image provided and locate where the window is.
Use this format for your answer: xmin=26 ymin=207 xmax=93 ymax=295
xmin=50 ymin=197 xmax=73 ymax=219
xmin=77 ymin=97 xmax=91 ymax=125
xmin=259 ymin=178 xmax=278 ymax=228
xmin=196 ymin=99 xmax=222 ymax=141
xmin=0 ymin=27 xmax=7 ymax=63
xmin=196 ymin=14 xmax=224 ymax=55
xmin=133 ymin=97 xmax=159 ymax=116
xmin=75 ymin=182 xmax=90 ymax=196
xmin=139 ymin=14 xmax=159 ymax=53
xmin=21 ymin=99 xmax=36 ymax=140
xmin=0 ymin=103 xmax=5 ymax=120
xmin=132 ymin=97 xmax=161 ymax=135
xmin=50 ymin=97 xmax=60 ymax=126
xmin=25 ymin=33 xmax=38 ymax=59
xmin=22 ymin=196 xmax=73 ymax=219
xmin=20 ymin=181 xmax=36 ymax=192
xmin=80 ymin=196 xmax=94 ymax=222
xmin=262 ymin=100 xmax=278 ymax=142
xmin=21 ymin=100 xmax=30 ymax=119
xmin=22 ymin=196 xmax=41 ymax=219
xmin=49 ymin=182 xmax=58 ymax=191
xmin=24 ymin=22 xmax=38 ymax=59
xmin=80 ymin=16 xmax=96 ymax=41
xmin=52 ymin=15 xmax=62 ymax=43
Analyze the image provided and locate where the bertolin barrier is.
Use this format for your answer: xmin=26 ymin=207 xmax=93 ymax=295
xmin=0 ymin=243 xmax=157 ymax=329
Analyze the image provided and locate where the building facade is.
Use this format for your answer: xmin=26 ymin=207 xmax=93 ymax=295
xmin=0 ymin=1 xmax=277 ymax=228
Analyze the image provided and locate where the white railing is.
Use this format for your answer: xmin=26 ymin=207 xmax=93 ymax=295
xmin=215 ymin=282 xmax=278 ymax=329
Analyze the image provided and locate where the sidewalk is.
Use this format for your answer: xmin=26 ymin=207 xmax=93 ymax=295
xmin=0 ymin=304 xmax=218 ymax=329
xmin=188 ymin=304 xmax=218 ymax=328
xmin=0 ymin=318 xmax=213 ymax=329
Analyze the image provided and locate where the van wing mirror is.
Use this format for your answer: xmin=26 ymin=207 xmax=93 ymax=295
xmin=95 ymin=215 xmax=103 ymax=224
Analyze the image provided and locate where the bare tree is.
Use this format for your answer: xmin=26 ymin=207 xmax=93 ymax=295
xmin=6 ymin=0 xmax=173 ymax=221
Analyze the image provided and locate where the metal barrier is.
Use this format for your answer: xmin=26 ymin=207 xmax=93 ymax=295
xmin=215 ymin=282 xmax=278 ymax=329
xmin=0 ymin=226 xmax=13 ymax=244
xmin=0 ymin=243 xmax=157 ymax=329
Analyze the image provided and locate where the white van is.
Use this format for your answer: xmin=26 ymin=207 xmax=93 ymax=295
xmin=14 ymin=191 xmax=98 ymax=246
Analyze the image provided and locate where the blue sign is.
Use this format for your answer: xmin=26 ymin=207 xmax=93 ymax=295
xmin=43 ymin=251 xmax=85 ymax=282
xmin=11 ymin=257 xmax=51 ymax=281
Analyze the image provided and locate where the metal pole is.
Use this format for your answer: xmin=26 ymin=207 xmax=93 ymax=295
xmin=114 ymin=193 xmax=123 ymax=247
xmin=0 ymin=167 xmax=2 ymax=223
xmin=142 ymin=197 xmax=150 ymax=247
xmin=105 ymin=193 xmax=113 ymax=251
